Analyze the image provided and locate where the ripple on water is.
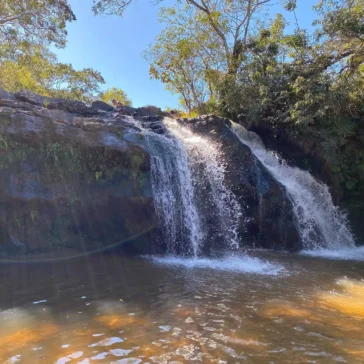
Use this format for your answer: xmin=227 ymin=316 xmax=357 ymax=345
xmin=89 ymin=337 xmax=124 ymax=348
xmin=150 ymin=255 xmax=285 ymax=275
xmin=301 ymin=246 xmax=364 ymax=261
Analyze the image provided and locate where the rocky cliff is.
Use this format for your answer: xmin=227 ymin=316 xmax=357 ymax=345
xmin=182 ymin=115 xmax=299 ymax=252
xmin=0 ymin=89 xmax=161 ymax=257
xmin=241 ymin=118 xmax=363 ymax=243
xmin=0 ymin=89 xmax=302 ymax=257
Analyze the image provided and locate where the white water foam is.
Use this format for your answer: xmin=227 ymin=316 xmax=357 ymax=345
xmin=129 ymin=117 xmax=242 ymax=255
xmin=164 ymin=119 xmax=242 ymax=250
xmin=301 ymin=246 xmax=364 ymax=261
xmin=151 ymin=255 xmax=285 ymax=275
xmin=231 ymin=122 xmax=355 ymax=250
xmin=133 ymin=119 xmax=204 ymax=256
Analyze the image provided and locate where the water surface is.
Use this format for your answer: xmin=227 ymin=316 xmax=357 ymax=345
xmin=1 ymin=251 xmax=364 ymax=363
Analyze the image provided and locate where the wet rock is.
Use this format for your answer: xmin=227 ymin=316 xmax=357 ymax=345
xmin=0 ymin=89 xmax=156 ymax=257
xmin=181 ymin=115 xmax=301 ymax=252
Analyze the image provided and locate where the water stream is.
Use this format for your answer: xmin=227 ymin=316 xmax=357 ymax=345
xmin=128 ymin=117 xmax=242 ymax=255
xmin=231 ymin=122 xmax=356 ymax=251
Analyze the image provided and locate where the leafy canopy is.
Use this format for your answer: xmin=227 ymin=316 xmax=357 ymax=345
xmin=0 ymin=44 xmax=106 ymax=103
xmin=100 ymin=87 xmax=132 ymax=106
xmin=0 ymin=0 xmax=76 ymax=49
xmin=0 ymin=0 xmax=130 ymax=104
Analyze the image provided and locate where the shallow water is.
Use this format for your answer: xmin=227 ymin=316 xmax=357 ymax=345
xmin=1 ymin=251 xmax=364 ymax=363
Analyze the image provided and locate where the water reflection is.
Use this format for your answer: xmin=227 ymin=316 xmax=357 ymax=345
xmin=0 ymin=252 xmax=364 ymax=363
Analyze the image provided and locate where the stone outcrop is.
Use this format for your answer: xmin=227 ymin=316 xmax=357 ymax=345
xmin=179 ymin=115 xmax=301 ymax=252
xmin=0 ymin=90 xmax=302 ymax=257
xmin=0 ymin=90 xmax=161 ymax=257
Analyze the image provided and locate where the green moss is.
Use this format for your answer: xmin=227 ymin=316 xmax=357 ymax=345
xmin=0 ymin=133 xmax=149 ymax=196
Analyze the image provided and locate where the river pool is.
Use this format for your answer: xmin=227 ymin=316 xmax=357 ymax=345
xmin=1 ymin=251 xmax=364 ymax=363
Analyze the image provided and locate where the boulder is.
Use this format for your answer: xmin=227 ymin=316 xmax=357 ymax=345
xmin=14 ymin=90 xmax=100 ymax=116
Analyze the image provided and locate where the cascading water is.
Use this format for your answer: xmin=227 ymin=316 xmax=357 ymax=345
xmin=163 ymin=119 xmax=242 ymax=250
xmin=231 ymin=122 xmax=355 ymax=250
xmin=130 ymin=118 xmax=203 ymax=256
xmin=124 ymin=116 xmax=242 ymax=255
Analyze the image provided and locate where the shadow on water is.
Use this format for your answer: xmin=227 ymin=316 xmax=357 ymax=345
xmin=1 ymin=251 xmax=364 ymax=363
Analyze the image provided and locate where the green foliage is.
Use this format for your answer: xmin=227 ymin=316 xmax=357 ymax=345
xmin=30 ymin=210 xmax=39 ymax=223
xmin=0 ymin=1 xmax=130 ymax=104
xmin=218 ymin=0 xmax=364 ymax=207
xmin=0 ymin=44 xmax=105 ymax=103
xmin=95 ymin=171 xmax=103 ymax=181
xmin=0 ymin=0 xmax=76 ymax=49
xmin=100 ymin=87 xmax=132 ymax=106
xmin=0 ymin=132 xmax=149 ymax=198
xmin=283 ymin=0 xmax=297 ymax=11
xmin=144 ymin=1 xmax=273 ymax=111
xmin=92 ymin=0 xmax=132 ymax=16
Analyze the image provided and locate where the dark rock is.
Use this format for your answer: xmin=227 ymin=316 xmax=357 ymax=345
xmin=47 ymin=100 xmax=99 ymax=116
xmin=0 ymin=88 xmax=15 ymax=101
xmin=91 ymin=100 xmax=114 ymax=112
xmin=181 ymin=115 xmax=301 ymax=252
xmin=14 ymin=89 xmax=100 ymax=116
xmin=141 ymin=115 xmax=163 ymax=122
xmin=14 ymin=89 xmax=52 ymax=106
xmin=0 ymin=89 xmax=157 ymax=257
xmin=0 ymin=89 xmax=303 ymax=256
xmin=239 ymin=117 xmax=363 ymax=243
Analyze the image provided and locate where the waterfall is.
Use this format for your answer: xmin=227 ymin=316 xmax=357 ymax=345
xmin=127 ymin=116 xmax=242 ymax=255
xmin=136 ymin=125 xmax=203 ymax=256
xmin=163 ymin=118 xmax=242 ymax=250
xmin=231 ymin=122 xmax=355 ymax=250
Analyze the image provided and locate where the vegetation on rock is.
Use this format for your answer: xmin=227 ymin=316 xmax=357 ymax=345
xmin=100 ymin=0 xmax=364 ymax=237
xmin=101 ymin=86 xmax=132 ymax=106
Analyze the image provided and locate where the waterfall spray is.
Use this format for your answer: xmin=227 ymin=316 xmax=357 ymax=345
xmin=231 ymin=122 xmax=355 ymax=250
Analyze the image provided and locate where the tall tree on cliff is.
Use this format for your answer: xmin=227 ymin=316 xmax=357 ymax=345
xmin=144 ymin=5 xmax=225 ymax=112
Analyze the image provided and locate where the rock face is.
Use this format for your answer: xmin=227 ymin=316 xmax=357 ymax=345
xmin=180 ymin=115 xmax=301 ymax=252
xmin=239 ymin=118 xmax=362 ymax=243
xmin=0 ymin=89 xmax=301 ymax=257
xmin=0 ymin=90 xmax=159 ymax=257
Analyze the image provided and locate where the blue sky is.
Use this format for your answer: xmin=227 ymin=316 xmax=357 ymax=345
xmin=54 ymin=0 xmax=318 ymax=109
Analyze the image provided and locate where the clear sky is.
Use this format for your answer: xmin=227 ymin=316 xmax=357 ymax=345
xmin=54 ymin=0 xmax=318 ymax=109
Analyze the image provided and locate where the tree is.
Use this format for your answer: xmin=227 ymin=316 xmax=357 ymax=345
xmin=94 ymin=0 xmax=273 ymax=75
xmin=145 ymin=5 xmax=224 ymax=111
xmin=0 ymin=1 xmax=132 ymax=105
xmin=0 ymin=0 xmax=76 ymax=49
xmin=0 ymin=44 xmax=105 ymax=103
xmin=100 ymin=87 xmax=132 ymax=106
xmin=92 ymin=0 xmax=134 ymax=16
